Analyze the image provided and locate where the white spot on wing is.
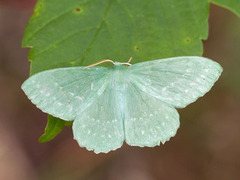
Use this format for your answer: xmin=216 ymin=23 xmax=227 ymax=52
xmin=69 ymin=92 xmax=74 ymax=96
xmin=162 ymin=87 xmax=167 ymax=94
xmin=76 ymin=96 xmax=83 ymax=100
xmin=190 ymin=82 xmax=197 ymax=86
xmin=200 ymin=75 xmax=206 ymax=78
xmin=166 ymin=97 xmax=173 ymax=101
xmin=196 ymin=78 xmax=202 ymax=83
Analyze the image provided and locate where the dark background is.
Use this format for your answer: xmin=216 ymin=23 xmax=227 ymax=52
xmin=0 ymin=1 xmax=240 ymax=179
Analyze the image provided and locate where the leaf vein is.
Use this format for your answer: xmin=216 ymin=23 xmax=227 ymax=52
xmin=79 ymin=0 xmax=114 ymax=65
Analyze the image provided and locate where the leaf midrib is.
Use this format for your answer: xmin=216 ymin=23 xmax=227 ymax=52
xmin=79 ymin=0 xmax=114 ymax=65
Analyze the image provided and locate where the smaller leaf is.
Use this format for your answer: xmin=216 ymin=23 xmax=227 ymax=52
xmin=39 ymin=115 xmax=73 ymax=143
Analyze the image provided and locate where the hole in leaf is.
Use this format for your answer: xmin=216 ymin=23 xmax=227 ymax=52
xmin=74 ymin=7 xmax=83 ymax=14
xmin=185 ymin=38 xmax=191 ymax=43
xmin=135 ymin=46 xmax=140 ymax=51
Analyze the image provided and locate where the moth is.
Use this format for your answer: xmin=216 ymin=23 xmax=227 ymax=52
xmin=22 ymin=56 xmax=222 ymax=153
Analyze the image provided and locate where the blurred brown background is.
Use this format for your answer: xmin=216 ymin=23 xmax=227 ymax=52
xmin=0 ymin=1 xmax=240 ymax=180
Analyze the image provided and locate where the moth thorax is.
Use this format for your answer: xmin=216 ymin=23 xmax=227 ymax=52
xmin=110 ymin=65 xmax=128 ymax=90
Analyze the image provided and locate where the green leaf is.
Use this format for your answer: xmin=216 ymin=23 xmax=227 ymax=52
xmin=22 ymin=0 xmax=239 ymax=143
xmin=39 ymin=115 xmax=73 ymax=143
xmin=211 ymin=0 xmax=240 ymax=17
xmin=22 ymin=0 xmax=208 ymax=143
xmin=22 ymin=0 xmax=210 ymax=75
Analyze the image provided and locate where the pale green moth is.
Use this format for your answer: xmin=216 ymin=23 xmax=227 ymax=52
xmin=22 ymin=56 xmax=222 ymax=153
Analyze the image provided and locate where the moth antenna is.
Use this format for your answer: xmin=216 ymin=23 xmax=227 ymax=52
xmin=84 ymin=59 xmax=115 ymax=69
xmin=120 ymin=57 xmax=133 ymax=66
xmin=128 ymin=57 xmax=133 ymax=63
